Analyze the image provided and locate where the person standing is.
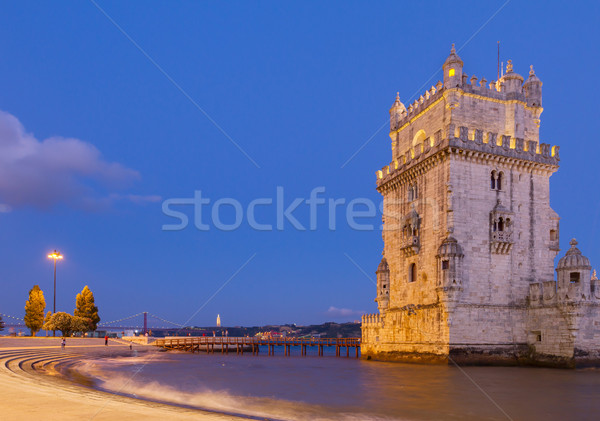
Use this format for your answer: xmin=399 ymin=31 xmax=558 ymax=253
xmin=61 ymin=338 xmax=66 ymax=349
xmin=104 ymin=334 xmax=108 ymax=346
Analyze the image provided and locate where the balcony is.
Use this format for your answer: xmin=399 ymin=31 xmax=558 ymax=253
xmin=400 ymin=235 xmax=420 ymax=257
xmin=491 ymin=230 xmax=513 ymax=254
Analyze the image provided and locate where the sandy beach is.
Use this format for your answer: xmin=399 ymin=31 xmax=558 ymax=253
xmin=0 ymin=337 xmax=242 ymax=421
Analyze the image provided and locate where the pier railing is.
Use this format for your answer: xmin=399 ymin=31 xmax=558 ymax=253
xmin=153 ymin=336 xmax=361 ymax=357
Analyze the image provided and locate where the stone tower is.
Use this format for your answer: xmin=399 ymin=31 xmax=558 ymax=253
xmin=361 ymin=45 xmax=600 ymax=366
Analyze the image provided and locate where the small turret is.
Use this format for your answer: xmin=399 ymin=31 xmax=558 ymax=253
xmin=499 ymin=59 xmax=524 ymax=94
xmin=556 ymin=239 xmax=592 ymax=301
xmin=443 ymin=44 xmax=463 ymax=88
xmin=523 ymin=65 xmax=543 ymax=107
xmin=436 ymin=236 xmax=464 ymax=299
xmin=376 ymin=257 xmax=390 ymax=313
xmin=389 ymin=92 xmax=406 ymax=131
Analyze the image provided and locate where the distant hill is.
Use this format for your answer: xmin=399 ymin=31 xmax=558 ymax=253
xmin=181 ymin=322 xmax=361 ymax=338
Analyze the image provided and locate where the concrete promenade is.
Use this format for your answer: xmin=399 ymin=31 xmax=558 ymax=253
xmin=0 ymin=337 xmax=240 ymax=420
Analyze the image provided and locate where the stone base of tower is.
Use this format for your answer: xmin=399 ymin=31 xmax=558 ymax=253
xmin=361 ymin=299 xmax=600 ymax=367
xmin=361 ymin=342 xmax=533 ymax=366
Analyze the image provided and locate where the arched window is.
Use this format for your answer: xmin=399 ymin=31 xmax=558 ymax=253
xmin=408 ymin=184 xmax=417 ymax=202
xmin=498 ymin=217 xmax=504 ymax=232
xmin=408 ymin=183 xmax=418 ymax=201
xmin=408 ymin=263 xmax=417 ymax=283
xmin=490 ymin=171 xmax=496 ymax=190
xmin=497 ymin=172 xmax=503 ymax=190
xmin=413 ymin=130 xmax=427 ymax=147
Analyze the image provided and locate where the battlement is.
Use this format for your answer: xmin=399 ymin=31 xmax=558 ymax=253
xmin=376 ymin=124 xmax=559 ymax=187
xmin=529 ymin=279 xmax=600 ymax=307
xmin=361 ymin=313 xmax=382 ymax=327
xmin=391 ymin=72 xmax=540 ymax=134
xmin=391 ymin=82 xmax=444 ymax=132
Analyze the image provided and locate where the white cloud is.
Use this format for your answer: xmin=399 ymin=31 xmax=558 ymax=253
xmin=326 ymin=306 xmax=364 ymax=318
xmin=0 ymin=110 xmax=156 ymax=211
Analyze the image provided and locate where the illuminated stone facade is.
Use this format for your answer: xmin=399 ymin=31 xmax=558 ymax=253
xmin=361 ymin=46 xmax=600 ymax=367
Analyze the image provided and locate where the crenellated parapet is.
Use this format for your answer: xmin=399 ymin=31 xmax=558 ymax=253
xmin=390 ymin=61 xmax=544 ymax=135
xmin=390 ymin=82 xmax=444 ymax=132
xmin=529 ymin=281 xmax=559 ymax=307
xmin=529 ymin=278 xmax=600 ymax=307
xmin=377 ymin=123 xmax=559 ymax=190
xmin=361 ymin=313 xmax=382 ymax=327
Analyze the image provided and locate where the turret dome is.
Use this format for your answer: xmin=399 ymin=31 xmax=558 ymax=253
xmin=523 ymin=65 xmax=543 ymax=107
xmin=389 ymin=92 xmax=406 ymax=114
xmin=377 ymin=257 xmax=389 ymax=273
xmin=500 ymin=60 xmax=524 ymax=93
xmin=437 ymin=236 xmax=464 ymax=257
xmin=557 ymin=239 xmax=591 ymax=269
xmin=523 ymin=65 xmax=541 ymax=85
xmin=443 ymin=44 xmax=463 ymax=68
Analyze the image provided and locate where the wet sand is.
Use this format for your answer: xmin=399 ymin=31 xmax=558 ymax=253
xmin=0 ymin=337 xmax=241 ymax=420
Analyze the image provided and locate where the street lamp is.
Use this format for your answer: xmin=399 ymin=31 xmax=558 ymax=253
xmin=47 ymin=250 xmax=63 ymax=337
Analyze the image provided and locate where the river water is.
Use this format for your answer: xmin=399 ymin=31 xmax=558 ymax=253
xmin=73 ymin=346 xmax=600 ymax=420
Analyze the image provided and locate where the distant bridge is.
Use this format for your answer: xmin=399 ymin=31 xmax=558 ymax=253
xmin=0 ymin=311 xmax=193 ymax=334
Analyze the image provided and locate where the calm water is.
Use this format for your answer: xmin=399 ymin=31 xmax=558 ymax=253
xmin=73 ymin=346 xmax=600 ymax=420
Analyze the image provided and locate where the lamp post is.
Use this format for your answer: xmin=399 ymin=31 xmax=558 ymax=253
xmin=47 ymin=250 xmax=63 ymax=337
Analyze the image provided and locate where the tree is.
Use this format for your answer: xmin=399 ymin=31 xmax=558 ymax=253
xmin=24 ymin=285 xmax=46 ymax=336
xmin=43 ymin=312 xmax=73 ymax=336
xmin=43 ymin=311 xmax=52 ymax=332
xmin=71 ymin=316 xmax=92 ymax=335
xmin=74 ymin=286 xmax=100 ymax=331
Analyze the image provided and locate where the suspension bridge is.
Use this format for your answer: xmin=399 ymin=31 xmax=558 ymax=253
xmin=0 ymin=312 xmax=195 ymax=335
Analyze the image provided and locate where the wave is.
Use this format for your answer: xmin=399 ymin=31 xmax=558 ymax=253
xmin=70 ymin=356 xmax=400 ymax=421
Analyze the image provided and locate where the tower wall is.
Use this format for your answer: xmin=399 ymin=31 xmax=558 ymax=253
xmin=361 ymin=47 xmax=600 ymax=366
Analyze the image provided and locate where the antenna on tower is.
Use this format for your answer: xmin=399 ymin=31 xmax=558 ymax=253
xmin=497 ymin=41 xmax=500 ymax=81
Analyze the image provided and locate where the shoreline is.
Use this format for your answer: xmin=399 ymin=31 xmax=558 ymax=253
xmin=0 ymin=337 xmax=244 ymax=421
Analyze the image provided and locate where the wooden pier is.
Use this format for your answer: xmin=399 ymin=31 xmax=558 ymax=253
xmin=153 ymin=337 xmax=361 ymax=358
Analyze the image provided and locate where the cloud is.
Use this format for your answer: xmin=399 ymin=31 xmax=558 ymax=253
xmin=326 ymin=306 xmax=365 ymax=318
xmin=106 ymin=193 xmax=163 ymax=206
xmin=0 ymin=110 xmax=156 ymax=211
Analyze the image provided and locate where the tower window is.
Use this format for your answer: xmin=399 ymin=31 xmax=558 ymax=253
xmin=498 ymin=217 xmax=504 ymax=232
xmin=442 ymin=260 xmax=449 ymax=270
xmin=550 ymin=230 xmax=557 ymax=241
xmin=570 ymin=272 xmax=580 ymax=283
xmin=408 ymin=183 xmax=418 ymax=201
xmin=491 ymin=171 xmax=503 ymax=191
xmin=408 ymin=263 xmax=417 ymax=283
xmin=449 ymin=68 xmax=455 ymax=77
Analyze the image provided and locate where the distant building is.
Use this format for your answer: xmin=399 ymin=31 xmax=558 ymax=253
xmin=216 ymin=314 xmax=221 ymax=327
xmin=361 ymin=45 xmax=600 ymax=367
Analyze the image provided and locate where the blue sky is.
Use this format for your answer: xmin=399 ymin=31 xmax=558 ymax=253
xmin=1 ymin=1 xmax=599 ymax=327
